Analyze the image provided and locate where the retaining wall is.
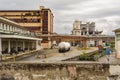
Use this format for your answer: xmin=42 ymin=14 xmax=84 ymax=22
xmin=0 ymin=62 xmax=109 ymax=80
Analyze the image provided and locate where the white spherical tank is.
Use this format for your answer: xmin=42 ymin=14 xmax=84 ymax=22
xmin=58 ymin=42 xmax=71 ymax=52
xmin=64 ymin=42 xmax=71 ymax=51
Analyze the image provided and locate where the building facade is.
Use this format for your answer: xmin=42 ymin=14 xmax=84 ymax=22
xmin=72 ymin=20 xmax=102 ymax=36
xmin=86 ymin=35 xmax=114 ymax=47
xmin=0 ymin=17 xmax=42 ymax=55
xmin=70 ymin=20 xmax=114 ymax=47
xmin=0 ymin=6 xmax=53 ymax=49
xmin=0 ymin=6 xmax=54 ymax=35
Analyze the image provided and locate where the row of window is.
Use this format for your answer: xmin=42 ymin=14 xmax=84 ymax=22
xmin=24 ymin=11 xmax=40 ymax=16
xmin=10 ymin=18 xmax=41 ymax=23
xmin=25 ymin=27 xmax=41 ymax=31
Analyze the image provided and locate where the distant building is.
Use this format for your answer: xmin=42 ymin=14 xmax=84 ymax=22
xmin=0 ymin=17 xmax=42 ymax=55
xmin=71 ymin=20 xmax=102 ymax=36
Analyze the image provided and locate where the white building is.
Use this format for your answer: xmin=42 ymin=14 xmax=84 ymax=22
xmin=0 ymin=17 xmax=42 ymax=55
xmin=114 ymin=28 xmax=120 ymax=58
xmin=71 ymin=20 xmax=102 ymax=36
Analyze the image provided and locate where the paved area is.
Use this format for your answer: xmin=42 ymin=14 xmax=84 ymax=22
xmin=98 ymin=52 xmax=120 ymax=64
xmin=2 ymin=47 xmax=120 ymax=64
xmin=17 ymin=47 xmax=98 ymax=63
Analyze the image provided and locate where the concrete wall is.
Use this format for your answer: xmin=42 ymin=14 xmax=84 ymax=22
xmin=115 ymin=32 xmax=120 ymax=58
xmin=0 ymin=62 xmax=109 ymax=80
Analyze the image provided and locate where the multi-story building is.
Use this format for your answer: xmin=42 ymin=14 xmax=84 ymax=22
xmin=0 ymin=17 xmax=42 ymax=55
xmin=72 ymin=20 xmax=102 ymax=36
xmin=0 ymin=6 xmax=54 ymax=48
xmin=0 ymin=6 xmax=53 ymax=35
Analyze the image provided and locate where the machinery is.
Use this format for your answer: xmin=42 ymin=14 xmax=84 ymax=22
xmin=58 ymin=42 xmax=71 ymax=52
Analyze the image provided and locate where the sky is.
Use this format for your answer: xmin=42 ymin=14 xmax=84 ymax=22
xmin=0 ymin=0 xmax=120 ymax=35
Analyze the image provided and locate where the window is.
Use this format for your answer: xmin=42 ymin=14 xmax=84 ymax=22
xmin=42 ymin=32 xmax=48 ymax=34
xmin=43 ymin=20 xmax=48 ymax=24
xmin=43 ymin=28 xmax=48 ymax=31
xmin=25 ymin=27 xmax=40 ymax=31
xmin=43 ymin=11 xmax=48 ymax=16
xmin=117 ymin=34 xmax=120 ymax=40
xmin=25 ymin=13 xmax=32 ymax=16
xmin=10 ymin=18 xmax=41 ymax=23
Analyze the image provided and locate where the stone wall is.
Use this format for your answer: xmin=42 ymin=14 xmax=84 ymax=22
xmin=0 ymin=62 xmax=109 ymax=80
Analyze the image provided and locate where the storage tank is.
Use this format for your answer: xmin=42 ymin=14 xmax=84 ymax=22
xmin=58 ymin=42 xmax=71 ymax=52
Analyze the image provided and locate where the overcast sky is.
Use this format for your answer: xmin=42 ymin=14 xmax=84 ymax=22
xmin=0 ymin=0 xmax=120 ymax=35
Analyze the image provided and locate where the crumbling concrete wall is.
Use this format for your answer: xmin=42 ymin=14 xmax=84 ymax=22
xmin=0 ymin=62 xmax=109 ymax=80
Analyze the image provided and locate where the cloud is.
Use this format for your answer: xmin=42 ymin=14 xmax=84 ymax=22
xmin=0 ymin=0 xmax=120 ymax=35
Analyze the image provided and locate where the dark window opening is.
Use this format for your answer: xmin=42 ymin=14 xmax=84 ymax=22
xmin=43 ymin=28 xmax=48 ymax=31
xmin=25 ymin=27 xmax=40 ymax=31
xmin=44 ymin=11 xmax=48 ymax=16
xmin=43 ymin=20 xmax=48 ymax=24
xmin=10 ymin=18 xmax=41 ymax=23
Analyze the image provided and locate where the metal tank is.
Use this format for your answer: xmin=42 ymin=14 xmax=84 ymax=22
xmin=58 ymin=42 xmax=71 ymax=52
